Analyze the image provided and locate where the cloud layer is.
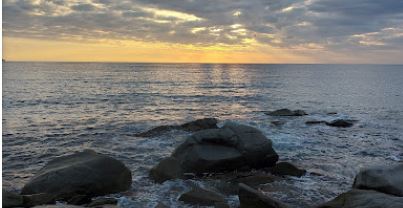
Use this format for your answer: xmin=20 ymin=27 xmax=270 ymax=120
xmin=3 ymin=0 xmax=403 ymax=62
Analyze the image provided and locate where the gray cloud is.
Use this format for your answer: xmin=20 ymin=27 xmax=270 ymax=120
xmin=3 ymin=0 xmax=403 ymax=58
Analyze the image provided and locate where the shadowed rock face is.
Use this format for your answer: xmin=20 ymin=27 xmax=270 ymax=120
xmin=172 ymin=122 xmax=278 ymax=174
xmin=266 ymin=109 xmax=307 ymax=116
xmin=135 ymin=118 xmax=219 ymax=137
xmin=21 ymin=150 xmax=132 ymax=204
xmin=238 ymin=183 xmax=288 ymax=208
xmin=317 ymin=189 xmax=403 ymax=208
xmin=353 ymin=164 xmax=403 ymax=197
xmin=178 ymin=187 xmax=225 ymax=206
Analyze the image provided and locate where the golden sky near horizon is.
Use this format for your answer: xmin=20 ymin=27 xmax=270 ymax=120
xmin=2 ymin=0 xmax=403 ymax=63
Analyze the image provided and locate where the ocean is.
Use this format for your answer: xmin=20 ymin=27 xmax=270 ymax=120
xmin=3 ymin=62 xmax=403 ymax=207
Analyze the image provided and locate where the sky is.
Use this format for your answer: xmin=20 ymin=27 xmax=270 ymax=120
xmin=2 ymin=0 xmax=403 ymax=63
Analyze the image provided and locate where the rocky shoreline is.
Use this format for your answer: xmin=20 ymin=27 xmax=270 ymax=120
xmin=3 ymin=111 xmax=402 ymax=208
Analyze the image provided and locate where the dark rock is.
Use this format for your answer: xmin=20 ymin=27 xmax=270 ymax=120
xmin=353 ymin=163 xmax=403 ymax=197
xmin=32 ymin=206 xmax=84 ymax=208
xmin=3 ymin=190 xmax=24 ymax=208
xmin=271 ymin=120 xmax=286 ymax=127
xmin=171 ymin=122 xmax=278 ymax=174
xmin=21 ymin=150 xmax=132 ymax=204
xmin=238 ymin=183 xmax=288 ymax=208
xmin=135 ymin=118 xmax=218 ymax=137
xmin=180 ymin=118 xmax=219 ymax=132
xmin=23 ymin=193 xmax=57 ymax=207
xmin=270 ymin=162 xmax=306 ymax=177
xmin=149 ymin=157 xmax=184 ymax=183
xmin=317 ymin=189 xmax=403 ymax=208
xmin=233 ymin=174 xmax=277 ymax=187
xmin=87 ymin=197 xmax=117 ymax=207
xmin=325 ymin=119 xmax=355 ymax=128
xmin=305 ymin=120 xmax=326 ymax=125
xmin=266 ymin=109 xmax=307 ymax=116
xmin=214 ymin=202 xmax=230 ymax=208
xmin=178 ymin=187 xmax=225 ymax=206
xmin=327 ymin=112 xmax=338 ymax=115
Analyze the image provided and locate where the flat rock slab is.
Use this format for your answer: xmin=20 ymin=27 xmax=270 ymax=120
xmin=317 ymin=189 xmax=403 ymax=208
xmin=353 ymin=163 xmax=403 ymax=196
xmin=178 ymin=187 xmax=225 ymax=206
xmin=22 ymin=150 xmax=132 ymax=204
xmin=266 ymin=109 xmax=307 ymax=116
xmin=238 ymin=183 xmax=288 ymax=208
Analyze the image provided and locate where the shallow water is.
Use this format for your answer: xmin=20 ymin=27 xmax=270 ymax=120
xmin=3 ymin=63 xmax=403 ymax=207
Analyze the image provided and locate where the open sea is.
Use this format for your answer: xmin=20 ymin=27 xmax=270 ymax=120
xmin=3 ymin=62 xmax=403 ymax=207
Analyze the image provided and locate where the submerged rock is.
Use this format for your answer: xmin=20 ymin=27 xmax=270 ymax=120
xmin=266 ymin=109 xmax=307 ymax=116
xmin=305 ymin=120 xmax=326 ymax=125
xmin=149 ymin=157 xmax=184 ymax=183
xmin=171 ymin=122 xmax=278 ymax=174
xmin=270 ymin=162 xmax=306 ymax=177
xmin=178 ymin=187 xmax=225 ymax=206
xmin=3 ymin=190 xmax=24 ymax=208
xmin=325 ymin=119 xmax=355 ymax=127
xmin=353 ymin=163 xmax=403 ymax=197
xmin=238 ymin=183 xmax=288 ymax=208
xmin=21 ymin=150 xmax=132 ymax=204
xmin=135 ymin=118 xmax=218 ymax=137
xmin=317 ymin=189 xmax=403 ymax=208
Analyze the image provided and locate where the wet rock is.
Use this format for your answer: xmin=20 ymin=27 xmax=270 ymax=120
xmin=238 ymin=183 xmax=288 ymax=208
xmin=178 ymin=187 xmax=225 ymax=206
xmin=180 ymin=118 xmax=219 ymax=132
xmin=135 ymin=118 xmax=218 ymax=137
xmin=21 ymin=150 xmax=132 ymax=204
xmin=171 ymin=122 xmax=278 ymax=174
xmin=3 ymin=190 xmax=24 ymax=208
xmin=270 ymin=162 xmax=306 ymax=177
xmin=149 ymin=157 xmax=184 ymax=183
xmin=271 ymin=120 xmax=287 ymax=127
xmin=266 ymin=109 xmax=307 ymax=116
xmin=87 ymin=197 xmax=117 ymax=207
xmin=233 ymin=174 xmax=277 ymax=187
xmin=325 ymin=119 xmax=355 ymax=128
xmin=23 ymin=193 xmax=57 ymax=207
xmin=305 ymin=120 xmax=326 ymax=125
xmin=214 ymin=202 xmax=230 ymax=208
xmin=317 ymin=189 xmax=403 ymax=208
xmin=353 ymin=163 xmax=403 ymax=196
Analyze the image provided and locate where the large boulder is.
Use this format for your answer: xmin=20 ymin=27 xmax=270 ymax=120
xmin=317 ymin=189 xmax=403 ymax=208
xmin=178 ymin=187 xmax=225 ymax=206
xmin=171 ymin=122 xmax=278 ymax=174
xmin=21 ymin=150 xmax=132 ymax=204
xmin=238 ymin=183 xmax=288 ymax=208
xmin=353 ymin=163 xmax=403 ymax=196
xmin=3 ymin=190 xmax=24 ymax=208
xmin=266 ymin=109 xmax=307 ymax=116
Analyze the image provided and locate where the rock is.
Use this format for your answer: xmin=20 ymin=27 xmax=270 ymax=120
xmin=21 ymin=150 xmax=132 ymax=204
xmin=171 ymin=122 xmax=278 ymax=174
xmin=178 ymin=187 xmax=225 ymax=206
xmin=214 ymin=202 xmax=230 ymax=208
xmin=180 ymin=118 xmax=219 ymax=132
xmin=270 ymin=162 xmax=306 ymax=177
xmin=271 ymin=120 xmax=286 ymax=127
xmin=305 ymin=120 xmax=326 ymax=125
xmin=233 ymin=174 xmax=277 ymax=187
xmin=149 ymin=157 xmax=184 ymax=183
xmin=3 ymin=190 xmax=24 ymax=208
xmin=317 ymin=189 xmax=403 ymax=208
xmin=238 ymin=183 xmax=288 ymax=208
xmin=353 ymin=163 xmax=403 ymax=196
xmin=135 ymin=118 xmax=218 ymax=137
xmin=266 ymin=109 xmax=307 ymax=116
xmin=23 ymin=193 xmax=57 ymax=207
xmin=325 ymin=119 xmax=355 ymax=127
xmin=87 ymin=197 xmax=117 ymax=207
xmin=32 ymin=206 xmax=84 ymax=208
